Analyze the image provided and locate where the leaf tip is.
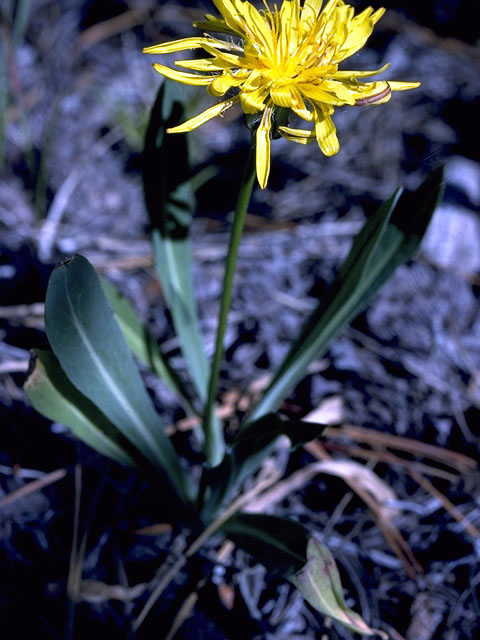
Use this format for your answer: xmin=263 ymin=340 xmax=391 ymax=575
xmin=57 ymin=255 xmax=81 ymax=270
xmin=25 ymin=349 xmax=39 ymax=382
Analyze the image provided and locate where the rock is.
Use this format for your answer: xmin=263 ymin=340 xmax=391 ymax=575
xmin=447 ymin=156 xmax=480 ymax=207
xmin=421 ymin=204 xmax=480 ymax=276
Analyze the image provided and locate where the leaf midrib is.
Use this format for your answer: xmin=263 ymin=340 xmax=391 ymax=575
xmin=63 ymin=273 xmax=162 ymax=461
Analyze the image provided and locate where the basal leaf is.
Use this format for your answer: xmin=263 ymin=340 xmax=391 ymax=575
xmin=143 ymin=80 xmax=209 ymax=405
xmin=292 ymin=538 xmax=388 ymax=638
xmin=45 ymin=254 xmax=191 ymax=502
xmin=200 ymin=414 xmax=326 ymax=520
xmin=100 ymin=277 xmax=193 ymax=412
xmin=223 ymin=513 xmax=309 ymax=577
xmin=250 ymin=168 xmax=444 ymax=421
xmin=224 ymin=514 xmax=387 ymax=637
xmin=25 ymin=349 xmax=139 ymax=468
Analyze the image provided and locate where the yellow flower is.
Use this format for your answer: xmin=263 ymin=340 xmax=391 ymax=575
xmin=144 ymin=0 xmax=419 ymax=189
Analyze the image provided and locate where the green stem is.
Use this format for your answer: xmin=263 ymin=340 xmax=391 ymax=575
xmin=203 ymin=136 xmax=257 ymax=466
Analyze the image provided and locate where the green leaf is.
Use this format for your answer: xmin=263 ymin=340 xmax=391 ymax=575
xmin=361 ymin=166 xmax=445 ymax=297
xmin=25 ymin=349 xmax=139 ymax=467
xmin=223 ymin=513 xmax=309 ymax=577
xmin=250 ymin=167 xmax=444 ymax=421
xmin=143 ymin=80 xmax=209 ymax=405
xmin=45 ymin=254 xmax=191 ymax=502
xmin=223 ymin=514 xmax=387 ymax=638
xmin=200 ymin=414 xmax=326 ymax=521
xmin=292 ymin=538 xmax=388 ymax=638
xmin=100 ymin=277 xmax=193 ymax=412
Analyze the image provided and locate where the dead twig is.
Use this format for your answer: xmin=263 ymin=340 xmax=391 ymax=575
xmin=324 ymin=425 xmax=476 ymax=474
xmin=37 ymin=167 xmax=83 ymax=262
xmin=79 ymin=580 xmax=146 ymax=604
xmin=245 ymin=458 xmax=399 ymax=520
xmin=322 ymin=441 xmax=459 ymax=482
xmin=0 ymin=302 xmax=44 ymax=319
xmin=76 ymin=8 xmax=150 ymax=52
xmin=0 ymin=464 xmax=47 ymax=479
xmin=66 ymin=465 xmax=86 ymax=639
xmin=89 ymin=254 xmax=153 ymax=273
xmin=165 ymin=578 xmax=207 ymax=640
xmin=305 ymin=440 xmax=422 ymax=578
xmin=0 ymin=467 xmax=67 ymax=510
xmin=37 ymin=127 xmax=124 ymax=262
xmin=410 ymin=470 xmax=480 ymax=539
xmin=0 ymin=359 xmax=29 ymax=374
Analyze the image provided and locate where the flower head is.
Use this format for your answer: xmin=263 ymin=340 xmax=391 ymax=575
xmin=144 ymin=0 xmax=419 ymax=188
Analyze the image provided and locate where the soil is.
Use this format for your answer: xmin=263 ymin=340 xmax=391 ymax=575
xmin=1 ymin=1 xmax=479 ymax=639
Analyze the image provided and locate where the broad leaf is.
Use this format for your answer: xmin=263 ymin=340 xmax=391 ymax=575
xmin=250 ymin=167 xmax=444 ymax=421
xmin=45 ymin=254 xmax=191 ymax=502
xmin=224 ymin=514 xmax=387 ymax=638
xmin=25 ymin=349 xmax=139 ymax=467
xmin=293 ymin=537 xmax=388 ymax=638
xmin=200 ymin=414 xmax=326 ymax=521
xmin=101 ymin=277 xmax=193 ymax=412
xmin=143 ymin=80 xmax=209 ymax=405
xmin=223 ymin=513 xmax=309 ymax=576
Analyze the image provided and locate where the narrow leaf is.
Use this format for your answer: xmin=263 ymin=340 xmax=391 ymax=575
xmin=143 ymin=80 xmax=210 ymax=404
xmin=25 ymin=349 xmax=139 ymax=467
xmin=100 ymin=277 xmax=193 ymax=411
xmin=250 ymin=168 xmax=444 ymax=421
xmin=45 ymin=254 xmax=190 ymax=501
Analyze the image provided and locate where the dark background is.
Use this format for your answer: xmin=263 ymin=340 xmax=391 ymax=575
xmin=1 ymin=1 xmax=479 ymax=638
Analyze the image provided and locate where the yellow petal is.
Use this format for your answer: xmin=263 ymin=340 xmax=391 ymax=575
xmin=321 ymin=0 xmax=341 ymax=21
xmin=362 ymin=80 xmax=420 ymax=106
xmin=350 ymin=81 xmax=391 ymax=105
xmin=212 ymin=0 xmax=245 ymax=34
xmin=279 ymin=0 xmax=300 ymax=56
xmin=335 ymin=7 xmax=384 ymax=61
xmin=143 ymin=37 xmax=209 ymax=55
xmin=322 ymin=79 xmax=357 ymax=104
xmin=199 ymin=43 xmax=242 ymax=68
xmin=292 ymin=105 xmax=314 ymax=122
xmin=313 ymin=105 xmax=339 ymax=156
xmin=144 ymin=36 xmax=242 ymax=56
xmin=241 ymin=69 xmax=265 ymax=92
xmin=175 ymin=58 xmax=227 ymax=72
xmin=332 ymin=63 xmax=390 ymax=79
xmin=278 ymin=126 xmax=316 ymax=145
xmin=240 ymin=82 xmax=271 ymax=114
xmin=208 ymin=71 xmax=244 ymax=97
xmin=389 ymin=81 xmax=421 ymax=91
xmin=167 ymin=96 xmax=240 ymax=133
xmin=270 ymin=83 xmax=306 ymax=110
xmin=299 ymin=83 xmax=345 ymax=106
xmin=193 ymin=14 xmax=243 ymax=36
xmin=256 ymin=106 xmax=273 ymax=189
xmin=243 ymin=2 xmax=275 ymax=58
xmin=371 ymin=7 xmax=386 ymax=25
xmin=301 ymin=0 xmax=324 ymax=34
xmin=152 ymin=63 xmax=213 ymax=86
